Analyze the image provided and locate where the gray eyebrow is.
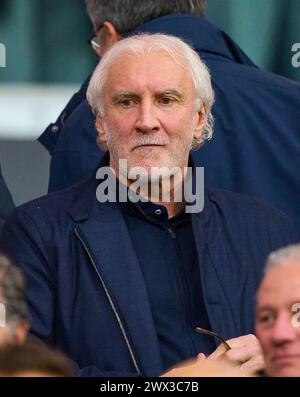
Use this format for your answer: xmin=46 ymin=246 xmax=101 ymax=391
xmin=111 ymin=91 xmax=139 ymax=101
xmin=155 ymin=89 xmax=184 ymax=98
xmin=112 ymin=89 xmax=184 ymax=97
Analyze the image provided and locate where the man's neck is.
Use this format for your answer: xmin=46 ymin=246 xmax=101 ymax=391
xmin=157 ymin=200 xmax=185 ymax=219
xmin=112 ymin=164 xmax=188 ymax=218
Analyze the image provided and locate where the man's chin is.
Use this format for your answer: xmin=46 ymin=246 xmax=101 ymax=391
xmin=127 ymin=157 xmax=173 ymax=173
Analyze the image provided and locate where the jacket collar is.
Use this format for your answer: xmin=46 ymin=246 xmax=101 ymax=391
xmin=133 ymin=14 xmax=257 ymax=67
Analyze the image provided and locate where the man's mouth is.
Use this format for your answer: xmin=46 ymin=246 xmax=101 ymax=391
xmin=271 ymin=353 xmax=300 ymax=366
xmin=133 ymin=144 xmax=165 ymax=150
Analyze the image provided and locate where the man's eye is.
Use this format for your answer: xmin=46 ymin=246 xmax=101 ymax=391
xmin=119 ymin=99 xmax=135 ymax=107
xmin=159 ymin=97 xmax=176 ymax=105
xmin=257 ymin=312 xmax=276 ymax=327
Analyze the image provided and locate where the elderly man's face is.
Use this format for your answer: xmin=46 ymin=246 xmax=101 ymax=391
xmin=96 ymin=51 xmax=205 ymax=177
xmin=256 ymin=263 xmax=300 ymax=377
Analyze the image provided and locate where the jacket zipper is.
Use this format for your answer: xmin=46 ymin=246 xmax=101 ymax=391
xmin=168 ymin=226 xmax=176 ymax=239
xmin=74 ymin=227 xmax=142 ymax=376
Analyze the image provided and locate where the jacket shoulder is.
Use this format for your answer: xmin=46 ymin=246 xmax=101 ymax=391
xmin=7 ymin=178 xmax=95 ymax=222
xmin=206 ymin=187 xmax=294 ymax=229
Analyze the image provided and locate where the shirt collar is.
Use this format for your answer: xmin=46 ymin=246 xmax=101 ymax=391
xmin=116 ymin=157 xmax=198 ymax=225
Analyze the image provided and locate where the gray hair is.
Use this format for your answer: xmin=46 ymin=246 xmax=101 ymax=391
xmin=85 ymin=0 xmax=206 ymax=34
xmin=265 ymin=243 xmax=300 ymax=274
xmin=0 ymin=254 xmax=28 ymax=329
xmin=87 ymin=33 xmax=214 ymax=150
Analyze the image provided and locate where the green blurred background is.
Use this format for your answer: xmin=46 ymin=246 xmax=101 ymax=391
xmin=1 ymin=0 xmax=300 ymax=83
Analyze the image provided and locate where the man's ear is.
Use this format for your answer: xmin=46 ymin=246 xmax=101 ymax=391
xmin=99 ymin=21 xmax=121 ymax=55
xmin=95 ymin=115 xmax=108 ymax=151
xmin=193 ymin=104 xmax=206 ymax=141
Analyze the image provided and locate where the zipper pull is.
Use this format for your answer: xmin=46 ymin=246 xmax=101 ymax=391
xmin=168 ymin=227 xmax=176 ymax=239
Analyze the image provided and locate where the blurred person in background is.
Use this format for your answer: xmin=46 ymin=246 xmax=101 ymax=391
xmin=256 ymin=244 xmax=300 ymax=377
xmin=0 ymin=254 xmax=29 ymax=346
xmin=39 ymin=0 xmax=300 ymax=231
xmin=0 ymin=164 xmax=14 ymax=234
xmin=0 ymin=341 xmax=73 ymax=377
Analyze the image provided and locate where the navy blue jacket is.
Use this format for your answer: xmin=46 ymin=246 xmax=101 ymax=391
xmin=0 ymin=174 xmax=297 ymax=376
xmin=39 ymin=14 xmax=300 ymax=230
xmin=0 ymin=164 xmax=14 ymax=233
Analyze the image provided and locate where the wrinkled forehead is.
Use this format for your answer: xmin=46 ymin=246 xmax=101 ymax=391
xmin=104 ymin=50 xmax=194 ymax=93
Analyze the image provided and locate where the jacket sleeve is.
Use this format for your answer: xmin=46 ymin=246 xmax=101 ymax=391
xmin=0 ymin=208 xmax=56 ymax=345
xmin=38 ymin=75 xmax=92 ymax=156
xmin=47 ymin=101 xmax=101 ymax=193
xmin=0 ymin=208 xmax=139 ymax=378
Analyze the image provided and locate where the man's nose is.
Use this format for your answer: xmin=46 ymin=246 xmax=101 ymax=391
xmin=135 ymin=100 xmax=160 ymax=133
xmin=271 ymin=313 xmax=297 ymax=345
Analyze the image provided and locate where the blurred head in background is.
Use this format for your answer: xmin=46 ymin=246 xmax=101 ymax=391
xmin=85 ymin=0 xmax=206 ymax=56
xmin=0 ymin=254 xmax=29 ymax=346
xmin=256 ymin=244 xmax=300 ymax=377
xmin=0 ymin=341 xmax=74 ymax=377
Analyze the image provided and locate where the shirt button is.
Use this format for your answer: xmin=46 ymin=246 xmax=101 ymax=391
xmin=155 ymin=209 xmax=162 ymax=216
xmin=51 ymin=125 xmax=59 ymax=134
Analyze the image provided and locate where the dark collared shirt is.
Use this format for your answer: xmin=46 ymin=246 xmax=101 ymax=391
xmin=120 ymin=199 xmax=215 ymax=371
